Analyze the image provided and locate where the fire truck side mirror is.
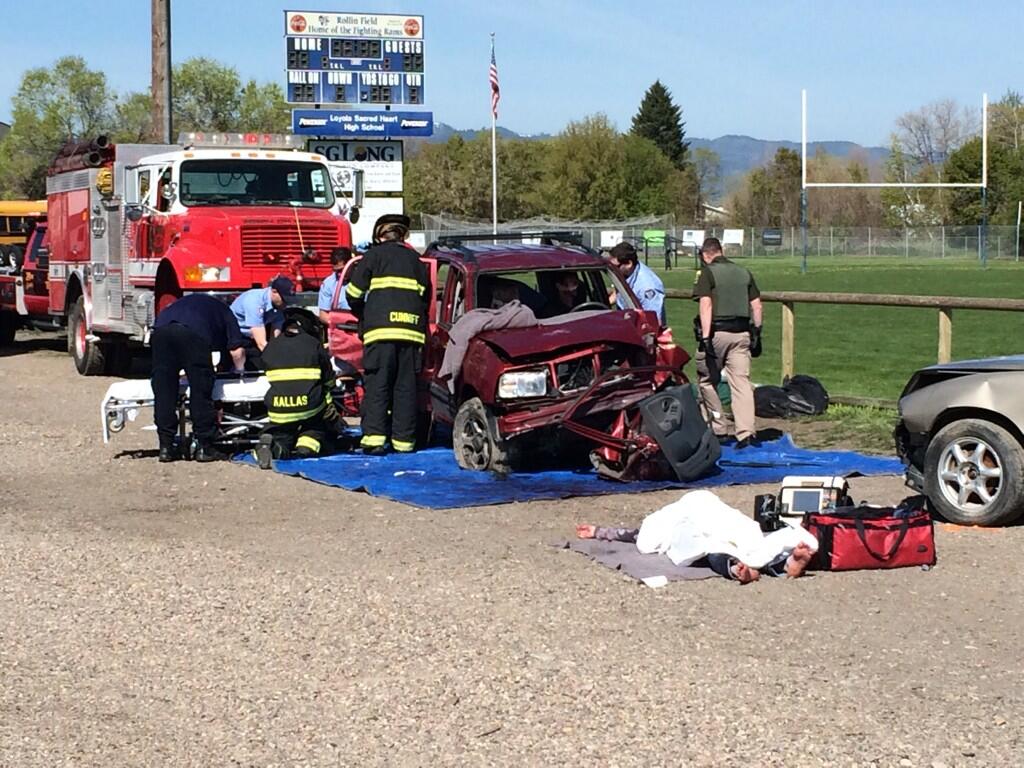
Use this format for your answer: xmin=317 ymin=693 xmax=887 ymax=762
xmin=351 ymin=169 xmax=365 ymax=208
xmin=125 ymin=205 xmax=145 ymax=223
xmin=161 ymin=181 xmax=177 ymax=205
xmin=329 ymin=166 xmax=365 ymax=209
xmin=349 ymin=207 xmax=360 ymax=225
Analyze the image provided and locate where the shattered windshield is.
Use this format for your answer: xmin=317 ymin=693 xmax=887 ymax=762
xmin=475 ymin=267 xmax=635 ymax=318
xmin=179 ymin=159 xmax=334 ymax=208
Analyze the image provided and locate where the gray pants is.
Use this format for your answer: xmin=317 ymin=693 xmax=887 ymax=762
xmin=696 ymin=330 xmax=756 ymax=441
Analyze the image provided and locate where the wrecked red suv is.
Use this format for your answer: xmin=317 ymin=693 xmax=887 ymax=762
xmin=327 ymin=232 xmax=695 ymax=473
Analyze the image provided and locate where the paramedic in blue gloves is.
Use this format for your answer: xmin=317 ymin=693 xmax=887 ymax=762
xmin=609 ymin=241 xmax=666 ymax=326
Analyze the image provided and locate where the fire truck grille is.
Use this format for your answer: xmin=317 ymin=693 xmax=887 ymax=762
xmin=240 ymin=222 xmax=339 ymax=267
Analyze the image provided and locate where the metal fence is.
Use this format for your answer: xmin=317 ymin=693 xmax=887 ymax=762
xmin=418 ymin=215 xmax=1022 ymax=265
xmin=703 ymin=226 xmax=1022 ymax=262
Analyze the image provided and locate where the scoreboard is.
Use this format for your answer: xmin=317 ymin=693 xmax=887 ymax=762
xmin=284 ymin=11 xmax=425 ymax=106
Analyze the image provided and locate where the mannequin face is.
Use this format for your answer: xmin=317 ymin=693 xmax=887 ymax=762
xmin=556 ymin=274 xmax=580 ymax=305
xmin=491 ymin=285 xmax=518 ymax=308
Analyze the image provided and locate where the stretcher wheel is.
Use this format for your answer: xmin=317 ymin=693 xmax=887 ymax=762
xmin=105 ymin=410 xmax=126 ymax=434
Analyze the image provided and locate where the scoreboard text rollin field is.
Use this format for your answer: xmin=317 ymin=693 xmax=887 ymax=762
xmin=284 ymin=11 xmax=425 ymax=106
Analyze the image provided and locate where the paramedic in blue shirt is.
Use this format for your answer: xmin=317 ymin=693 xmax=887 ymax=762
xmin=609 ymin=241 xmax=666 ymax=326
xmin=318 ymin=246 xmax=353 ymax=324
xmin=230 ymin=276 xmax=295 ymax=352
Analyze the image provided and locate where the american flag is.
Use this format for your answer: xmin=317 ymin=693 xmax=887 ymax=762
xmin=489 ymin=38 xmax=500 ymax=119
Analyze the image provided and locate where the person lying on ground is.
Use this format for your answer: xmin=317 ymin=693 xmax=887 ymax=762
xmin=576 ymin=524 xmax=814 ymax=582
xmin=574 ymin=489 xmax=818 ymax=584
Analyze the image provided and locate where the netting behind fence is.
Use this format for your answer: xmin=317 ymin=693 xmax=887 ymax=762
xmin=702 ymin=226 xmax=1021 ymax=261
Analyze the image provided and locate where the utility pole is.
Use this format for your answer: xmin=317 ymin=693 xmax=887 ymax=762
xmin=151 ymin=0 xmax=172 ymax=143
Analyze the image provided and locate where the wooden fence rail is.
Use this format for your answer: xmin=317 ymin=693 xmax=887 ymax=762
xmin=664 ymin=289 xmax=1024 ymax=382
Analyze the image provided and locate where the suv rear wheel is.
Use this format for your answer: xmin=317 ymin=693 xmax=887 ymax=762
xmin=453 ymin=397 xmax=512 ymax=473
xmin=0 ymin=310 xmax=17 ymax=346
xmin=924 ymin=418 xmax=1024 ymax=526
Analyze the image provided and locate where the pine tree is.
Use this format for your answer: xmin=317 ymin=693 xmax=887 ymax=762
xmin=630 ymin=81 xmax=689 ymax=169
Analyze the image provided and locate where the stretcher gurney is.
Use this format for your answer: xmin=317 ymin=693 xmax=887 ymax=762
xmin=101 ymin=374 xmax=271 ymax=451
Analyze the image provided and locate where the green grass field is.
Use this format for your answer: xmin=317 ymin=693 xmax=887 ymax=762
xmin=657 ymin=257 xmax=1024 ymax=400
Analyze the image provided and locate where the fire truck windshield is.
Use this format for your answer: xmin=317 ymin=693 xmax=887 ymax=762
xmin=178 ymin=159 xmax=335 ymax=208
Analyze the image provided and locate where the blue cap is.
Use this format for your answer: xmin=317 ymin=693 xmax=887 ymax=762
xmin=270 ymin=276 xmax=297 ymax=304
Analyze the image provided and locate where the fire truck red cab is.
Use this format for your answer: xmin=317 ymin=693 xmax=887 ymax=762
xmin=41 ymin=132 xmax=362 ymax=374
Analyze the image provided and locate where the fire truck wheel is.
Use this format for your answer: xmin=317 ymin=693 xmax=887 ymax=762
xmin=0 ymin=245 xmax=17 ymax=271
xmin=0 ymin=310 xmax=17 ymax=346
xmin=68 ymin=295 xmax=106 ymax=375
xmin=104 ymin=341 xmax=133 ymax=377
xmin=453 ymin=397 xmax=511 ymax=473
xmin=8 ymin=245 xmax=24 ymax=271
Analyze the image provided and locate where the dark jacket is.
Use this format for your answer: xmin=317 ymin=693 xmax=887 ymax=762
xmin=152 ymin=293 xmax=245 ymax=353
xmin=345 ymin=242 xmax=430 ymax=345
xmin=260 ymin=330 xmax=334 ymax=424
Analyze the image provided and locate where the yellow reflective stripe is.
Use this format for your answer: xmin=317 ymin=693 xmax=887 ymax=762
xmin=265 ymin=367 xmax=321 ymax=382
xmin=363 ymin=327 xmax=425 ymax=345
xmin=369 ymin=276 xmax=425 ymax=295
xmin=392 ymin=439 xmax=415 ymax=452
xmin=361 ymin=434 xmax=386 ymax=447
xmin=268 ymin=402 xmax=326 ymax=424
xmin=296 ymin=435 xmax=321 ymax=452
xmin=346 ymin=283 xmax=365 ymax=298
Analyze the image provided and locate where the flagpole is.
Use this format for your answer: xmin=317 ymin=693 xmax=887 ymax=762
xmin=490 ymin=33 xmax=498 ymax=236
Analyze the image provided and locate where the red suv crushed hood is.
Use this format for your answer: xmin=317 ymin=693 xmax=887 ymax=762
xmin=476 ymin=310 xmax=650 ymax=359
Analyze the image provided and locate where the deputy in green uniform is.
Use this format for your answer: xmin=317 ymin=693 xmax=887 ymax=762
xmin=254 ymin=311 xmax=342 ymax=468
xmin=346 ymin=214 xmax=431 ymax=455
xmin=692 ymin=237 xmax=763 ymax=448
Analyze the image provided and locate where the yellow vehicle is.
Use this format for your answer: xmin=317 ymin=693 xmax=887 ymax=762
xmin=0 ymin=199 xmax=46 ymax=270
xmin=0 ymin=199 xmax=46 ymax=245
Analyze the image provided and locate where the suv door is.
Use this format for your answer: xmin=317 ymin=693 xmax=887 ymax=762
xmin=327 ymin=254 xmax=438 ymax=378
xmin=22 ymin=225 xmax=50 ymax=316
xmin=327 ymin=258 xmax=363 ymax=371
xmin=427 ymin=260 xmax=467 ymax=423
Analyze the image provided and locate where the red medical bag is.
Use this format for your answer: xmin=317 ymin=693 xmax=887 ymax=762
xmin=804 ymin=501 xmax=936 ymax=571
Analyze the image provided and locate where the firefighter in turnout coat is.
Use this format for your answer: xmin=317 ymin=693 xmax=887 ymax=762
xmin=345 ymin=214 xmax=430 ymax=455
xmin=254 ymin=311 xmax=342 ymax=468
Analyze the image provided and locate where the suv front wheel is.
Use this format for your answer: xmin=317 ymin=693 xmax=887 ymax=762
xmin=453 ymin=397 xmax=512 ymax=474
xmin=924 ymin=418 xmax=1024 ymax=526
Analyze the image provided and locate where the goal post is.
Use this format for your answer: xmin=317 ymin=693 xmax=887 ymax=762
xmin=800 ymin=89 xmax=989 ymax=269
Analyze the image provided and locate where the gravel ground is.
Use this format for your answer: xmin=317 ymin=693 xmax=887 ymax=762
xmin=2 ymin=335 xmax=1023 ymax=767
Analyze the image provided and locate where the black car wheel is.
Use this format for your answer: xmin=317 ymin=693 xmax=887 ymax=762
xmin=0 ymin=310 xmax=18 ymax=346
xmin=453 ymin=397 xmax=511 ymax=473
xmin=924 ymin=418 xmax=1024 ymax=526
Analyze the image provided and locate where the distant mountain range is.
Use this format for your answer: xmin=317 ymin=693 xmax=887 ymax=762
xmin=427 ymin=122 xmax=888 ymax=182
xmin=688 ymin=135 xmax=889 ymax=179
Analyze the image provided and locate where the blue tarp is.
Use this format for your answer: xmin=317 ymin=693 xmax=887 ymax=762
xmin=237 ymin=435 xmax=903 ymax=510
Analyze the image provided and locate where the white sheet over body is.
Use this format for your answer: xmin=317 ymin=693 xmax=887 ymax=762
xmin=636 ymin=490 xmax=818 ymax=569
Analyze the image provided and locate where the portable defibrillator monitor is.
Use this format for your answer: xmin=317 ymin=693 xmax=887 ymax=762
xmin=778 ymin=476 xmax=851 ymax=519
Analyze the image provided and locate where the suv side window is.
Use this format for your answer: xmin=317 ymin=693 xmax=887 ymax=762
xmin=434 ymin=260 xmax=450 ymax=323
xmin=440 ymin=264 xmax=466 ymax=326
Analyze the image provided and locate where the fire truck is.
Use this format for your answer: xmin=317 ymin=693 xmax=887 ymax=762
xmin=0 ymin=132 xmax=363 ymax=374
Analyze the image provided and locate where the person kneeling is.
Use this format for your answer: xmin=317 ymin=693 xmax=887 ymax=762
xmin=255 ymin=312 xmax=343 ymax=468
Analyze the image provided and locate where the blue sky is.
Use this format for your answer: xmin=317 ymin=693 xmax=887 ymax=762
xmin=1 ymin=0 xmax=1019 ymax=145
